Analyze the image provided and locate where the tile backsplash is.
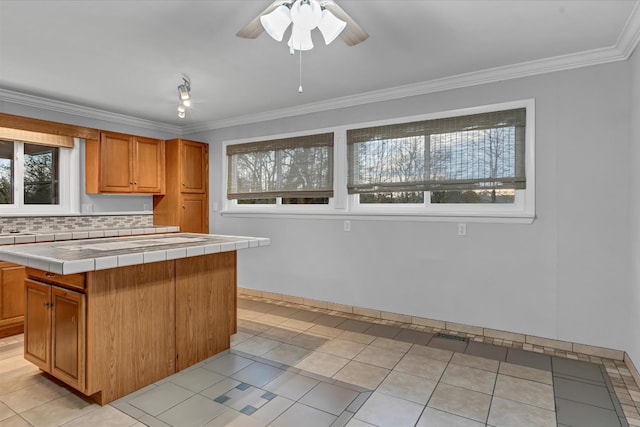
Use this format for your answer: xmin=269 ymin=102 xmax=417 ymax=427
xmin=0 ymin=214 xmax=154 ymax=233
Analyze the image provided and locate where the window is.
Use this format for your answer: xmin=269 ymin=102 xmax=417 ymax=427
xmin=348 ymin=108 xmax=525 ymax=205
xmin=223 ymin=100 xmax=534 ymax=221
xmin=227 ymin=133 xmax=333 ymax=206
xmin=0 ymin=138 xmax=78 ymax=214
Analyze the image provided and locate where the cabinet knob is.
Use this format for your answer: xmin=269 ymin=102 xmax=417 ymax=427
xmin=182 ymin=183 xmax=185 ymax=186
xmin=134 ymin=181 xmax=137 ymax=185
xmin=182 ymin=204 xmax=185 ymax=209
xmin=130 ymin=181 xmax=134 ymax=185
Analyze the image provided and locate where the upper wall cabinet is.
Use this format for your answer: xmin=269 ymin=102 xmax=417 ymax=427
xmin=180 ymin=140 xmax=207 ymax=194
xmin=86 ymin=131 xmax=165 ymax=194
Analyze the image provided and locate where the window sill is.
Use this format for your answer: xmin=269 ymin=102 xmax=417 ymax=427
xmin=220 ymin=209 xmax=536 ymax=224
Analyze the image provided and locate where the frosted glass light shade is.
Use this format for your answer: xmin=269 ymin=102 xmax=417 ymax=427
xmin=288 ymin=23 xmax=313 ymax=51
xmin=260 ymin=5 xmax=292 ymax=41
xmin=318 ymin=9 xmax=346 ymax=45
xmin=290 ymin=0 xmax=322 ymax=30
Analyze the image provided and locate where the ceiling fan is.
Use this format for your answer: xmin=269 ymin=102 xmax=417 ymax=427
xmin=236 ymin=0 xmax=368 ymax=51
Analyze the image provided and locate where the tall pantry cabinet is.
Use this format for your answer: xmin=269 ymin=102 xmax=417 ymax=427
xmin=153 ymin=139 xmax=209 ymax=233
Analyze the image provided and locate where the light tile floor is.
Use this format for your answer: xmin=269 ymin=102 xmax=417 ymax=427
xmin=0 ymin=295 xmax=639 ymax=426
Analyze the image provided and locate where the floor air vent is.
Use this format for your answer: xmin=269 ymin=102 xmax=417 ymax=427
xmin=435 ymin=332 xmax=469 ymax=343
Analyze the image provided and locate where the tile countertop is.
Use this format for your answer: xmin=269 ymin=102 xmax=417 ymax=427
xmin=0 ymin=233 xmax=270 ymax=275
xmin=0 ymin=226 xmax=181 ymax=245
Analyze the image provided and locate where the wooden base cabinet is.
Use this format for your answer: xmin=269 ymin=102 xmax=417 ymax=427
xmin=23 ymin=252 xmax=236 ymax=405
xmin=0 ymin=262 xmax=25 ymax=338
xmin=24 ymin=278 xmax=86 ymax=392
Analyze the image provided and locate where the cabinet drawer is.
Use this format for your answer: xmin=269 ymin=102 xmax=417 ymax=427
xmin=25 ymin=268 xmax=85 ymax=291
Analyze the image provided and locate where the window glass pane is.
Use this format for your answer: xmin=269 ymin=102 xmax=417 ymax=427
xmin=231 ymin=151 xmax=277 ymax=195
xmin=359 ymin=192 xmax=424 ymax=204
xmin=24 ymin=144 xmax=59 ymax=205
xmin=237 ymin=198 xmax=277 ymax=205
xmin=280 ymin=146 xmax=332 ymax=194
xmin=282 ymin=197 xmax=329 ymax=205
xmin=0 ymin=141 xmax=14 ymax=204
xmin=429 ymin=127 xmax=517 ymax=185
xmin=430 ymin=189 xmax=515 ymax=204
xmin=353 ymin=136 xmax=426 ymax=189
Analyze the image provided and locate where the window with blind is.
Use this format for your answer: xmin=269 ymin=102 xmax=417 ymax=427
xmin=227 ymin=133 xmax=333 ymax=204
xmin=0 ymin=132 xmax=77 ymax=213
xmin=223 ymin=100 xmax=534 ymax=220
xmin=347 ymin=108 xmax=526 ymax=205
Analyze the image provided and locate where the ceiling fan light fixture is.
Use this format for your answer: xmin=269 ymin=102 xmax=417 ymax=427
xmin=260 ymin=4 xmax=292 ymax=41
xmin=317 ymin=9 xmax=346 ymax=45
xmin=290 ymin=0 xmax=322 ymax=30
xmin=288 ymin=24 xmax=314 ymax=51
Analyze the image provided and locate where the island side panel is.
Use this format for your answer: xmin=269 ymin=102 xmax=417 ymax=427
xmin=175 ymin=251 xmax=237 ymax=371
xmin=86 ymin=261 xmax=176 ymax=404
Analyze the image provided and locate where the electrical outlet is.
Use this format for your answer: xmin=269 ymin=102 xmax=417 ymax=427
xmin=457 ymin=223 xmax=467 ymax=236
xmin=344 ymin=220 xmax=351 ymax=232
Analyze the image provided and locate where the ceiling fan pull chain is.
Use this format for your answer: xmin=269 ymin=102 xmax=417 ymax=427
xmin=298 ymin=49 xmax=303 ymax=93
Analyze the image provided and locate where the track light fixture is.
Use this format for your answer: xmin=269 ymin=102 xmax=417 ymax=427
xmin=177 ymin=76 xmax=191 ymax=118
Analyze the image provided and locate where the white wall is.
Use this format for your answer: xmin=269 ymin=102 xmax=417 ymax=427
xmin=189 ymin=60 xmax=634 ymax=354
xmin=629 ymin=46 xmax=640 ymax=365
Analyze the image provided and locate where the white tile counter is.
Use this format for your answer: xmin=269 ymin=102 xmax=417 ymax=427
xmin=0 ymin=226 xmax=180 ymax=246
xmin=0 ymin=233 xmax=270 ymax=274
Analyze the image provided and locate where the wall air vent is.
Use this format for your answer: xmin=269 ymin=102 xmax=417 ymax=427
xmin=435 ymin=332 xmax=469 ymax=343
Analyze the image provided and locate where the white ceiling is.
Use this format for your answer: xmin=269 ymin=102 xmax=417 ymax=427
xmin=1 ymin=1 xmax=639 ymax=133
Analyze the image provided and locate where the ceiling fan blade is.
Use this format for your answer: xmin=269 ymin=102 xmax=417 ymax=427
xmin=322 ymin=1 xmax=368 ymax=46
xmin=236 ymin=0 xmax=290 ymax=39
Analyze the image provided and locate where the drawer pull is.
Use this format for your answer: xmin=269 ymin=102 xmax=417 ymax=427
xmin=45 ymin=272 xmax=56 ymax=278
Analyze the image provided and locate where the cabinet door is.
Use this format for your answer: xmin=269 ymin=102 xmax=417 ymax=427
xmin=24 ymin=279 xmax=51 ymax=372
xmin=100 ymin=132 xmax=133 ymax=192
xmin=0 ymin=264 xmax=25 ymax=321
xmin=134 ymin=137 xmax=165 ymax=194
xmin=51 ymin=286 xmax=85 ymax=391
xmin=180 ymin=194 xmax=208 ymax=233
xmin=180 ymin=140 xmax=207 ymax=194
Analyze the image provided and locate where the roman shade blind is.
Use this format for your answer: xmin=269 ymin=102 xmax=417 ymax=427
xmin=347 ymin=108 xmax=526 ymax=194
xmin=227 ymin=133 xmax=334 ymax=199
xmin=0 ymin=128 xmax=74 ymax=148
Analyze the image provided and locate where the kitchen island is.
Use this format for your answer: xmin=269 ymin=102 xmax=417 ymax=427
xmin=0 ymin=233 xmax=269 ymax=404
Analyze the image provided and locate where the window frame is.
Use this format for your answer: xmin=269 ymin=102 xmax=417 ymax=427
xmin=222 ymin=99 xmax=535 ymax=223
xmin=0 ymin=138 xmax=80 ymax=215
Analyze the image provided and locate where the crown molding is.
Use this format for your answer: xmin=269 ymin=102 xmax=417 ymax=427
xmin=617 ymin=0 xmax=640 ymax=58
xmin=3 ymin=1 xmax=640 ymax=136
xmin=0 ymin=88 xmax=182 ymax=135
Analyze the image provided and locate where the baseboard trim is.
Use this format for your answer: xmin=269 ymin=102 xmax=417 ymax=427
xmin=238 ymin=287 xmax=626 ymax=362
